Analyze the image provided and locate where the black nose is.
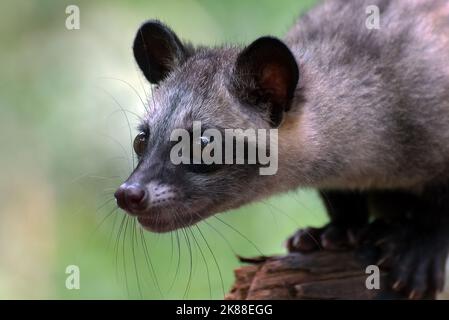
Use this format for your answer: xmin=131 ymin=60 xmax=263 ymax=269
xmin=114 ymin=183 xmax=147 ymax=213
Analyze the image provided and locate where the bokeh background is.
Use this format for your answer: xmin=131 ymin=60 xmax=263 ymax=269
xmin=0 ymin=0 xmax=328 ymax=299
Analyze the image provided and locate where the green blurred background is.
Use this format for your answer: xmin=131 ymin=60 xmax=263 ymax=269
xmin=0 ymin=0 xmax=326 ymax=299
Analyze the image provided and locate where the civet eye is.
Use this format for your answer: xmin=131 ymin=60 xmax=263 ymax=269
xmin=199 ymin=136 xmax=210 ymax=148
xmin=186 ymin=135 xmax=220 ymax=174
xmin=192 ymin=136 xmax=210 ymax=162
xmin=133 ymin=132 xmax=147 ymax=156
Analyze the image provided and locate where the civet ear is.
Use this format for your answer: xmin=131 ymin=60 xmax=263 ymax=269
xmin=133 ymin=20 xmax=189 ymax=84
xmin=233 ymin=37 xmax=299 ymax=127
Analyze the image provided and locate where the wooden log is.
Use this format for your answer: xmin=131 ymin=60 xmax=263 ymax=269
xmin=225 ymin=250 xmax=437 ymax=300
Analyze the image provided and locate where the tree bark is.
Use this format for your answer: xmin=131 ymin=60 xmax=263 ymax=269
xmin=225 ymin=250 xmax=437 ymax=300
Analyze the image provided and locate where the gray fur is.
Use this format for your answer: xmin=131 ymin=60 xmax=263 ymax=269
xmin=283 ymin=0 xmax=449 ymax=191
xmin=126 ymin=0 xmax=449 ymax=232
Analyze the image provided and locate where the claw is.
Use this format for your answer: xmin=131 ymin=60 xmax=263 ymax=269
xmin=393 ymin=280 xmax=405 ymax=291
xmin=347 ymin=229 xmax=358 ymax=246
xmin=374 ymin=237 xmax=389 ymax=246
xmin=376 ymin=255 xmax=392 ymax=267
xmin=408 ymin=290 xmax=422 ymax=300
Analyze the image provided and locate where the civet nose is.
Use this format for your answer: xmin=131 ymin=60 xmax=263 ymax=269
xmin=114 ymin=183 xmax=147 ymax=213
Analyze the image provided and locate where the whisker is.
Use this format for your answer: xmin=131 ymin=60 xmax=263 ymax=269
xmin=139 ymin=227 xmax=164 ymax=298
xmin=92 ymin=205 xmax=119 ymax=237
xmin=106 ymin=108 xmax=144 ymax=122
xmin=97 ymin=87 xmax=136 ymax=169
xmin=291 ymin=189 xmax=323 ymax=221
xmin=107 ymin=210 xmax=120 ymax=250
xmin=195 ymin=225 xmax=225 ymax=297
xmin=169 ymin=231 xmax=174 ymax=267
xmin=95 ymin=197 xmax=116 ymax=214
xmin=131 ymin=219 xmax=143 ymax=299
xmin=99 ymin=133 xmax=132 ymax=172
xmin=189 ymin=227 xmax=212 ymax=299
xmin=114 ymin=215 xmax=127 ymax=287
xmin=97 ymin=76 xmax=149 ymax=114
xmin=260 ymin=198 xmax=299 ymax=226
xmin=213 ymin=216 xmax=264 ymax=256
xmin=133 ymin=64 xmax=151 ymax=112
xmin=121 ymin=216 xmax=131 ymax=297
xmin=68 ymin=173 xmax=122 ymax=185
xmin=201 ymin=219 xmax=238 ymax=256
xmin=167 ymin=229 xmax=182 ymax=293
xmin=180 ymin=226 xmax=193 ymax=299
